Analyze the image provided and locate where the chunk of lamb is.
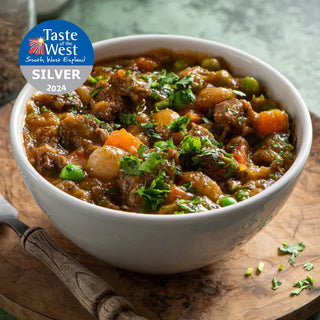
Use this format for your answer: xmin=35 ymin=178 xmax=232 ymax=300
xmin=178 ymin=66 xmax=215 ymax=91
xmin=31 ymin=144 xmax=67 ymax=174
xmin=109 ymin=69 xmax=152 ymax=104
xmin=33 ymin=91 xmax=82 ymax=112
xmin=58 ymin=114 xmax=104 ymax=151
xmin=55 ymin=180 xmax=91 ymax=202
xmin=214 ymin=98 xmax=256 ymax=138
xmin=200 ymin=149 xmax=238 ymax=182
xmin=251 ymin=132 xmax=294 ymax=171
xmin=91 ymin=69 xmax=152 ymax=121
xmin=158 ymin=147 xmax=181 ymax=182
xmin=91 ymin=82 xmax=126 ymax=121
xmin=188 ymin=123 xmax=214 ymax=139
xmin=118 ymin=174 xmax=145 ymax=211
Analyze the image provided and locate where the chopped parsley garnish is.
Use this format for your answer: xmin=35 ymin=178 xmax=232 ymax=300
xmin=87 ymin=75 xmax=104 ymax=84
xmin=86 ymin=114 xmax=104 ymax=125
xmin=180 ymin=135 xmax=202 ymax=154
xmin=137 ymin=144 xmax=148 ymax=157
xmin=148 ymin=71 xmax=196 ymax=109
xmin=119 ymin=112 xmax=137 ymax=125
xmin=304 ymin=263 xmax=314 ymax=271
xmin=174 ymin=88 xmax=196 ymax=108
xmin=135 ymin=173 xmax=171 ymax=211
xmin=202 ymin=116 xmax=211 ymax=124
xmin=119 ymin=155 xmax=142 ymax=175
xmin=114 ymin=123 xmax=122 ymax=129
xmin=90 ymin=86 xmax=103 ymax=97
xmin=169 ymin=115 xmax=190 ymax=133
xmin=273 ymin=155 xmax=283 ymax=164
xmin=271 ymin=278 xmax=282 ymax=290
xmin=279 ymin=263 xmax=284 ymax=271
xmin=245 ymin=267 xmax=253 ymax=276
xmin=155 ymin=98 xmax=171 ymax=110
xmin=87 ymin=76 xmax=97 ymax=84
xmin=174 ymin=196 xmax=215 ymax=214
xmin=179 ymin=135 xmax=236 ymax=176
xmin=147 ymin=70 xmax=196 ymax=109
xmin=232 ymin=89 xmax=246 ymax=97
xmin=158 ymin=71 xmax=179 ymax=86
xmin=279 ymin=241 xmax=306 ymax=265
xmin=119 ymin=152 xmax=163 ymax=176
xmin=139 ymin=152 xmax=163 ymax=174
xmin=257 ymin=261 xmax=265 ymax=273
xmin=182 ymin=181 xmax=193 ymax=192
xmin=154 ymin=137 xmax=176 ymax=151
xmin=141 ymin=123 xmax=162 ymax=139
xmin=236 ymin=189 xmax=249 ymax=202
xmin=180 ymin=135 xmax=222 ymax=155
xmin=70 ymin=107 xmax=79 ymax=114
xmin=176 ymin=74 xmax=194 ymax=88
xmin=291 ymin=275 xmax=314 ymax=295
xmin=112 ymin=64 xmax=122 ymax=71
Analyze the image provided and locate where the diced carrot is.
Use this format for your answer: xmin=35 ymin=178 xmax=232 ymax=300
xmin=105 ymin=128 xmax=142 ymax=154
xmin=165 ymin=185 xmax=193 ymax=204
xmin=232 ymin=141 xmax=248 ymax=164
xmin=256 ymin=110 xmax=289 ymax=135
xmin=184 ymin=110 xmax=203 ymax=124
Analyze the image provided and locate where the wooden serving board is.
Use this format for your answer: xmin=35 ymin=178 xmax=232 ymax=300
xmin=0 ymin=101 xmax=319 ymax=320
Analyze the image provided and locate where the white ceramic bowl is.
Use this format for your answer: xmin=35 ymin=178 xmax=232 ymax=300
xmin=10 ymin=35 xmax=312 ymax=274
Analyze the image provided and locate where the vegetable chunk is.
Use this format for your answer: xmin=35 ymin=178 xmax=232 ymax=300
xmin=256 ymin=110 xmax=289 ymax=135
xmin=105 ymin=128 xmax=142 ymax=154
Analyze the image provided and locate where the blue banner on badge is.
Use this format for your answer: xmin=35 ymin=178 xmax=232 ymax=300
xmin=19 ymin=20 xmax=94 ymax=94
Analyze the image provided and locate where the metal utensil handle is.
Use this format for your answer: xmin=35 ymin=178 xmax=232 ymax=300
xmin=21 ymin=227 xmax=148 ymax=320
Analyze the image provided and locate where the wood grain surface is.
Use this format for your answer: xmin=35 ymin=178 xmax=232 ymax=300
xmin=21 ymin=227 xmax=148 ymax=320
xmin=0 ymin=101 xmax=319 ymax=320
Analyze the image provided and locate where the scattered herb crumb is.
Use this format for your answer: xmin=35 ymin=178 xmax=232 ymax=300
xmin=271 ymin=278 xmax=282 ymax=290
xmin=304 ymin=262 xmax=314 ymax=271
xmin=257 ymin=261 xmax=265 ymax=273
xmin=291 ymin=275 xmax=314 ymax=296
xmin=278 ymin=241 xmax=306 ymax=265
xmin=279 ymin=263 xmax=284 ymax=271
xmin=245 ymin=267 xmax=253 ymax=276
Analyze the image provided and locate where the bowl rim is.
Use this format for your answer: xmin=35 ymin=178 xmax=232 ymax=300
xmin=10 ymin=34 xmax=313 ymax=223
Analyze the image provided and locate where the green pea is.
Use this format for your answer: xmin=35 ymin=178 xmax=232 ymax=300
xmin=174 ymin=59 xmax=189 ymax=71
xmin=218 ymin=196 xmax=238 ymax=207
xmin=201 ymin=57 xmax=221 ymax=71
xmin=40 ymin=106 xmax=48 ymax=113
xmin=60 ymin=164 xmax=84 ymax=182
xmin=243 ymin=76 xmax=260 ymax=95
